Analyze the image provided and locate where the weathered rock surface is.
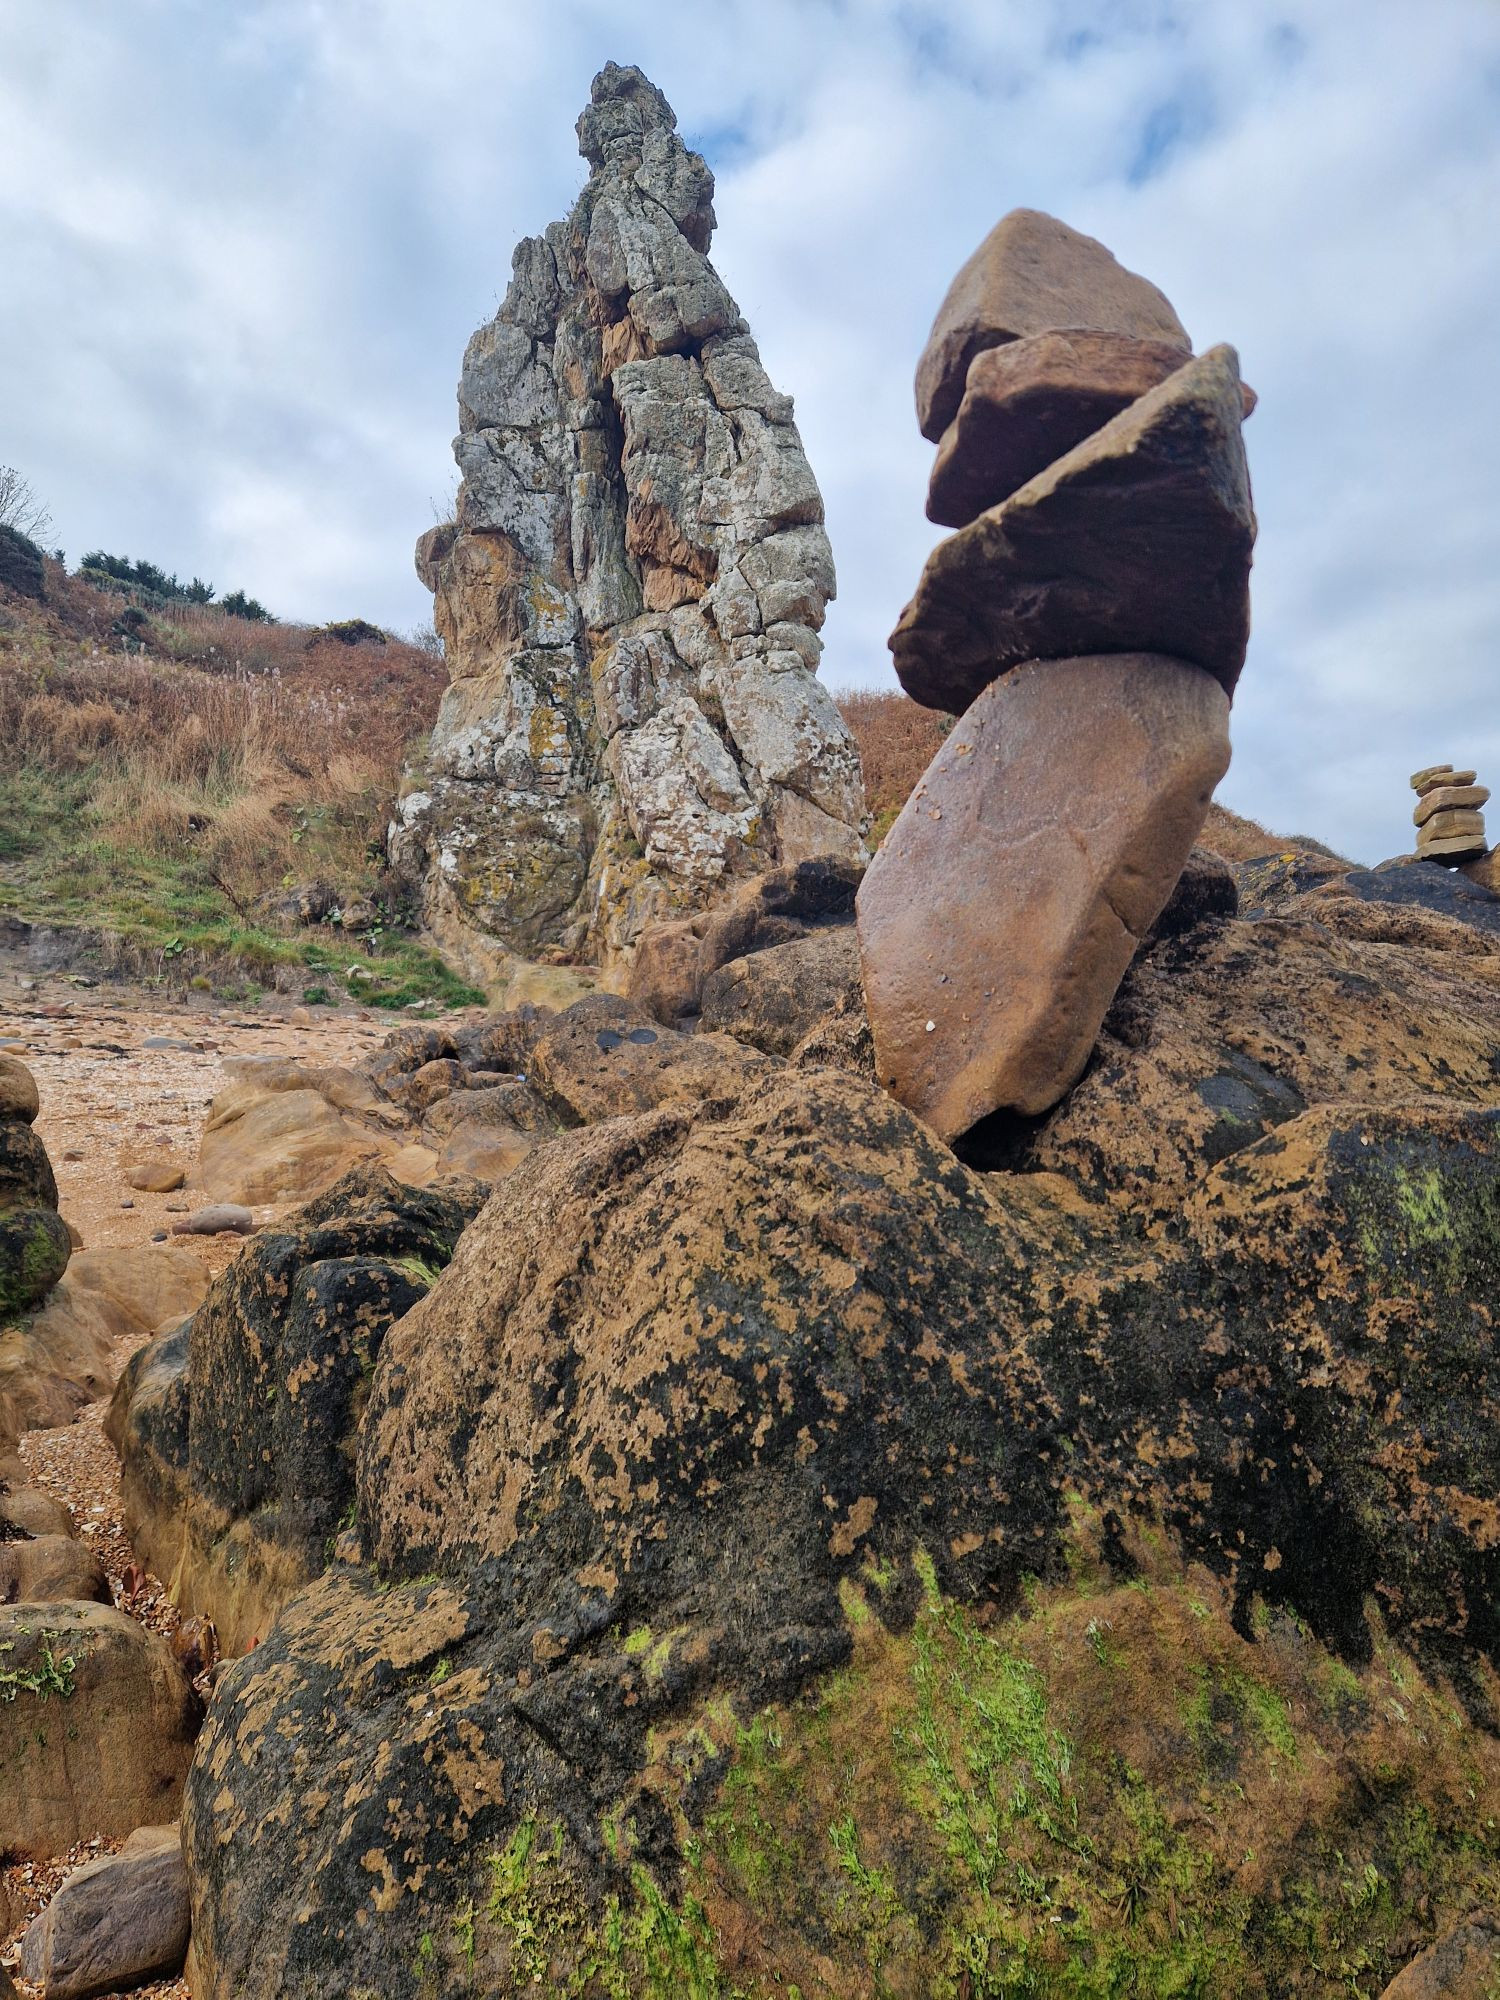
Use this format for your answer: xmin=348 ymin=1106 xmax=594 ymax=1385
xmin=698 ymin=924 xmax=864 ymax=1059
xmin=928 ymin=329 xmax=1234 ymax=526
xmin=627 ymin=853 xmax=863 ymax=1022
xmin=858 ymin=654 xmax=1230 ymax=1136
xmin=391 ymin=63 xmax=865 ymax=980
xmin=179 ymin=1031 xmax=1500 ymax=1997
xmin=108 ymin=1167 xmax=481 ymax=1655
xmin=1 ymin=1243 xmax=206 ymax=1452
xmin=893 ymin=344 xmax=1256 ymax=712
xmin=19 ymin=1824 xmax=189 ymax=1998
xmin=0 ymin=1602 xmax=199 ymax=1858
xmin=915 ymin=207 xmax=1190 ymax=441
xmin=1415 ymin=782 xmax=1490 ymax=824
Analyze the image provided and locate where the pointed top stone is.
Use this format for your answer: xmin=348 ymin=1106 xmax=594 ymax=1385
xmin=915 ymin=208 xmax=1191 ymax=442
xmin=578 ymin=63 xmax=681 ymax=168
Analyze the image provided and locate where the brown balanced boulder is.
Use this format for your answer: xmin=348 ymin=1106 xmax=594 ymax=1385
xmin=0 ymin=1601 xmax=200 ymax=1858
xmin=20 ymin=1823 xmax=190 ymax=1998
xmin=914 ymin=207 xmax=1189 ymax=441
xmin=1414 ymin=783 xmax=1489 ymax=825
xmin=857 ymin=653 xmax=1230 ymax=1138
xmin=928 ymin=330 xmax=1244 ymax=527
xmin=893 ymin=345 xmax=1255 ymax=713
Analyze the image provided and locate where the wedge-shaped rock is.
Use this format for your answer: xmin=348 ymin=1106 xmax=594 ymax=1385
xmin=928 ymin=331 xmax=1196 ymax=527
xmin=856 ymin=654 xmax=1231 ymax=1137
xmin=892 ymin=345 xmax=1254 ymax=712
xmin=915 ymin=208 xmax=1189 ymax=441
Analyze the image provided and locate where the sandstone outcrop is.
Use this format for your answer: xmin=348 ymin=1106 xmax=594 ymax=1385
xmin=390 ymin=64 xmax=865 ymax=983
xmin=178 ymin=1016 xmax=1500 ymax=1997
xmin=0 ymin=1054 xmax=70 ymax=1325
xmin=19 ymin=1823 xmax=190 ymax=1998
xmin=862 ymin=214 xmax=1255 ymax=1139
xmin=108 ymin=1167 xmax=481 ymax=1655
xmin=859 ymin=655 xmax=1231 ymax=1136
xmin=0 ymin=1601 xmax=200 ymax=1858
xmin=1 ymin=1241 xmax=205 ymax=1453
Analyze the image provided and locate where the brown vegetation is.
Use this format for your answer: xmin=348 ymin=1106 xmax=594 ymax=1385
xmin=835 ymin=688 xmax=951 ymax=841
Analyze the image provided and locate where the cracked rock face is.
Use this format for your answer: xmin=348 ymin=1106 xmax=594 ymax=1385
xmin=392 ymin=64 xmax=866 ymax=979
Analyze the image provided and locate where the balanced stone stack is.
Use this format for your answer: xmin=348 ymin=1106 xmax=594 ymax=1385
xmin=858 ymin=211 xmax=1256 ymax=1142
xmin=391 ymin=65 xmax=865 ymax=985
xmin=1412 ymin=763 xmax=1489 ymax=864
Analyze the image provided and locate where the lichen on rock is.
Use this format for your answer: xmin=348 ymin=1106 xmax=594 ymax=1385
xmin=392 ymin=63 xmax=866 ymax=982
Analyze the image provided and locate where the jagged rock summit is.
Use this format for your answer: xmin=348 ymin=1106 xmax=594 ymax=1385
xmin=391 ymin=64 xmax=865 ymax=983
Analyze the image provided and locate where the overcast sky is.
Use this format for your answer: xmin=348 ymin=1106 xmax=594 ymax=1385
xmin=4 ymin=0 xmax=1498 ymax=862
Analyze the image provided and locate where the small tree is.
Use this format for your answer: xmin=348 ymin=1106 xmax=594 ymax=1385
xmin=0 ymin=466 xmax=53 ymax=544
xmin=221 ymin=588 xmax=274 ymax=623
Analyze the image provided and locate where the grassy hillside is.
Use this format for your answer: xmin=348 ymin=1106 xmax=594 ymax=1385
xmin=0 ymin=559 xmax=482 ymax=1008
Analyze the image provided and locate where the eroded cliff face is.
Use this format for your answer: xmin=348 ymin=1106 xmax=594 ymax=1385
xmin=391 ymin=64 xmax=866 ymax=982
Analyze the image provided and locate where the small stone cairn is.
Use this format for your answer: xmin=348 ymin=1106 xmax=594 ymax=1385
xmin=1412 ymin=763 xmax=1489 ymax=864
xmin=857 ymin=211 xmax=1257 ymax=1142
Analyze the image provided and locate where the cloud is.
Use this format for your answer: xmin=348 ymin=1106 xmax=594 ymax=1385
xmin=2 ymin=0 xmax=1497 ymax=861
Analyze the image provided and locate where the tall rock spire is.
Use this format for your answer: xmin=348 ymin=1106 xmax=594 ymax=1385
xmin=392 ymin=63 xmax=866 ymax=982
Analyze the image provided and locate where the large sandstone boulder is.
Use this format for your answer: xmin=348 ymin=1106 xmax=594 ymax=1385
xmin=0 ymin=1602 xmax=200 ymax=1858
xmin=390 ymin=63 xmax=866 ymax=981
xmin=108 ymin=1167 xmax=482 ymax=1654
xmin=178 ymin=1033 xmax=1500 ymax=1996
xmin=893 ymin=344 xmax=1256 ymax=712
xmin=19 ymin=1824 xmax=190 ymax=1998
xmin=858 ymin=654 xmax=1231 ymax=1135
xmin=627 ymin=853 xmax=863 ymax=1023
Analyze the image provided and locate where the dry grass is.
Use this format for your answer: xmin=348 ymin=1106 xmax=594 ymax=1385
xmin=0 ymin=566 xmax=475 ymax=1005
xmin=835 ymin=689 xmax=951 ymax=842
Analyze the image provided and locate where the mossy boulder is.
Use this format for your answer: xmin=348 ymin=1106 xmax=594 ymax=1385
xmin=0 ymin=1063 xmax=69 ymax=1324
xmin=180 ymin=1046 xmax=1500 ymax=1996
xmin=108 ymin=1166 xmax=483 ymax=1654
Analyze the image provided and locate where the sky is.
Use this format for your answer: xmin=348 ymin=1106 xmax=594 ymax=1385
xmin=3 ymin=0 xmax=1499 ymax=863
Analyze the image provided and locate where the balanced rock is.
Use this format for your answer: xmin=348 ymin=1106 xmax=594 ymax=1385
xmin=1413 ymin=761 xmax=1489 ymax=864
xmin=929 ymin=330 xmax=1252 ymax=527
xmin=892 ymin=344 xmax=1255 ymax=712
xmin=856 ymin=654 xmax=1231 ymax=1136
xmin=20 ymin=1823 xmax=190 ymax=1999
xmin=390 ymin=63 xmax=865 ymax=982
xmin=915 ymin=208 xmax=1190 ymax=441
